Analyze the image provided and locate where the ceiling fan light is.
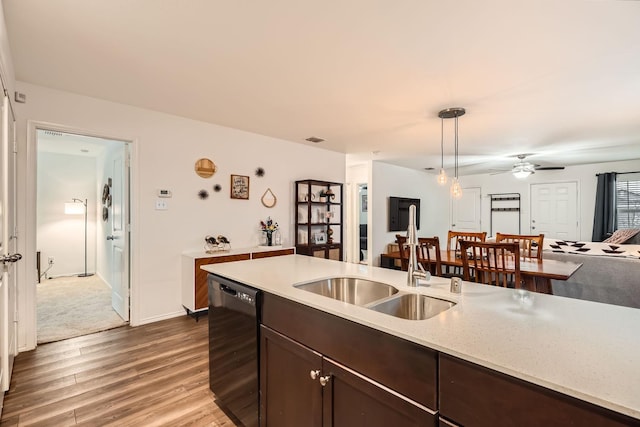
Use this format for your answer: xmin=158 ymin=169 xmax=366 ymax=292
xmin=513 ymin=168 xmax=533 ymax=179
xmin=437 ymin=168 xmax=448 ymax=185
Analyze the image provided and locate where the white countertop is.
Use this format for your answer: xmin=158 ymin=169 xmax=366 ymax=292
xmin=201 ymin=254 xmax=640 ymax=419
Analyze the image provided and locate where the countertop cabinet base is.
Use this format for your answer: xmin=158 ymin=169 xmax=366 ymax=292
xmin=260 ymin=325 xmax=435 ymax=427
xmin=261 ymin=293 xmax=437 ymax=426
xmin=439 ymin=354 xmax=637 ymax=427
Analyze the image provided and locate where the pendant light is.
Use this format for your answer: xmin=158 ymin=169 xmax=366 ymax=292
xmin=438 ymin=107 xmax=465 ymax=199
xmin=436 ymin=117 xmax=447 ymax=185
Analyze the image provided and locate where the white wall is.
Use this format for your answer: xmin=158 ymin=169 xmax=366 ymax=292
xmin=370 ymin=162 xmax=450 ymax=266
xmin=457 ymin=159 xmax=640 ymax=241
xmin=15 ymin=82 xmax=346 ymax=347
xmin=36 ymin=152 xmax=97 ymax=277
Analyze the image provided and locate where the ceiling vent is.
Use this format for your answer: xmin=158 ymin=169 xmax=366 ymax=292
xmin=305 ymin=136 xmax=324 ymax=143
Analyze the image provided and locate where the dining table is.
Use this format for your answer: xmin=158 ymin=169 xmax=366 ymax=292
xmin=380 ymin=250 xmax=583 ymax=294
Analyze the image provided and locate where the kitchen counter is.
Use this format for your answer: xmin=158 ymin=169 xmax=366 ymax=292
xmin=201 ymin=254 xmax=640 ymax=420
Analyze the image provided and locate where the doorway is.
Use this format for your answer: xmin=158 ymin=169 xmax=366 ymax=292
xmin=35 ymin=129 xmax=130 ymax=344
xmin=530 ymin=182 xmax=579 ymax=240
xmin=451 ymin=187 xmax=482 ymax=232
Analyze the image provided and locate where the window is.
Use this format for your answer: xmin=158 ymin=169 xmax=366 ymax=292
xmin=616 ymin=174 xmax=640 ymax=228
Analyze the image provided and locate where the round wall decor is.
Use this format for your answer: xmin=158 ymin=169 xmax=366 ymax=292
xmin=195 ymin=158 xmax=217 ymax=178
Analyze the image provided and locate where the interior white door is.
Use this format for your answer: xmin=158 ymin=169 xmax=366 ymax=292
xmin=531 ymin=182 xmax=578 ymax=240
xmin=1 ymin=95 xmax=19 ymax=393
xmin=452 ymin=187 xmax=482 ymax=232
xmin=110 ymin=146 xmax=129 ymax=321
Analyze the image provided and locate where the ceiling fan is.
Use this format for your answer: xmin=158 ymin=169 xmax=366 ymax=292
xmin=493 ymin=154 xmax=565 ymax=179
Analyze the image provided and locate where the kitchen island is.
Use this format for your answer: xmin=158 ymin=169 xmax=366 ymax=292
xmin=202 ymin=254 xmax=640 ymax=426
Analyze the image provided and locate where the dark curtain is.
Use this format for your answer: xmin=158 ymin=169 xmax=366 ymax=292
xmin=592 ymin=172 xmax=617 ymax=241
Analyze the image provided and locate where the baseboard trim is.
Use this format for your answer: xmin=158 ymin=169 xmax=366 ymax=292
xmin=136 ymin=310 xmax=185 ymax=326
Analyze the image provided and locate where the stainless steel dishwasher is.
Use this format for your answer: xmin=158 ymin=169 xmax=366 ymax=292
xmin=208 ymin=274 xmax=261 ymax=427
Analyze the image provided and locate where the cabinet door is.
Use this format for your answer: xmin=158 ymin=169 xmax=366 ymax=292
xmin=260 ymin=326 xmax=323 ymax=427
xmin=439 ymin=354 xmax=637 ymax=427
xmin=322 ymin=358 xmax=437 ymax=427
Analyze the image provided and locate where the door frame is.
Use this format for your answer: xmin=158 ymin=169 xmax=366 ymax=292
xmin=21 ymin=120 xmax=138 ymax=351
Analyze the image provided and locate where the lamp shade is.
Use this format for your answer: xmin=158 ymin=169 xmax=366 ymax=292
xmin=64 ymin=202 xmax=84 ymax=215
xmin=513 ymin=169 xmax=533 ymax=179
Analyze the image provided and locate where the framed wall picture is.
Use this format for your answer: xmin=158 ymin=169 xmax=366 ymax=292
xmin=230 ymin=174 xmax=250 ymax=199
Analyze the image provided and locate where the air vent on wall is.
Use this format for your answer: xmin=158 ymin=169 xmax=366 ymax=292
xmin=43 ymin=130 xmax=65 ymax=137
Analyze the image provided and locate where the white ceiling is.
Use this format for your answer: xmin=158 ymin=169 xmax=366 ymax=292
xmin=5 ymin=0 xmax=640 ymax=175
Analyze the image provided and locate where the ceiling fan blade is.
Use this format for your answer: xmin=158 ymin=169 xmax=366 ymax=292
xmin=535 ymin=166 xmax=565 ymax=170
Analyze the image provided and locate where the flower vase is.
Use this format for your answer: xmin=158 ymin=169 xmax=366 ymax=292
xmin=266 ymin=231 xmax=273 ymax=246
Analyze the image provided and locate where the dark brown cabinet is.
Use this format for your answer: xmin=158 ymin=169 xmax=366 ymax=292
xmin=261 ymin=293 xmax=437 ymax=427
xmin=295 ymin=179 xmax=343 ymax=261
xmin=260 ymin=325 xmax=435 ymax=427
xmin=324 ymin=357 xmax=435 ymax=427
xmin=439 ymin=354 xmax=638 ymax=427
xmin=260 ymin=326 xmax=322 ymax=427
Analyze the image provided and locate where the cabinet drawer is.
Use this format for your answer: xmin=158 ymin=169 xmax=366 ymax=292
xmin=439 ymin=354 xmax=637 ymax=427
xmin=252 ymin=248 xmax=294 ymax=259
xmin=262 ymin=293 xmax=437 ymax=410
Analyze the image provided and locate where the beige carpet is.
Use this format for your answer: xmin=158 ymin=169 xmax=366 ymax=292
xmin=37 ymin=275 xmax=128 ymax=344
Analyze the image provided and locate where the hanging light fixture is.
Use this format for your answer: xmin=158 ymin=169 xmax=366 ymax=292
xmin=438 ymin=107 xmax=465 ymax=199
xmin=436 ymin=117 xmax=447 ymax=185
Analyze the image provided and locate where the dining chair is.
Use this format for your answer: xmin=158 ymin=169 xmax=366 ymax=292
xmin=460 ymin=240 xmax=522 ymax=288
xmin=395 ymin=234 xmax=409 ymax=271
xmin=446 ymin=230 xmax=488 ymax=253
xmin=417 ymin=237 xmax=443 ymax=276
xmin=495 ymin=233 xmax=544 ymax=261
xmin=446 ymin=231 xmax=487 ymax=276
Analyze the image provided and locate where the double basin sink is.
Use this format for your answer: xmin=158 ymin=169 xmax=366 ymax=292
xmin=294 ymin=277 xmax=455 ymax=320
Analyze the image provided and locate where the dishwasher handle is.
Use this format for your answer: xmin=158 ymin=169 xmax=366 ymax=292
xmin=220 ymin=284 xmax=237 ymax=296
xmin=219 ymin=282 xmax=257 ymax=306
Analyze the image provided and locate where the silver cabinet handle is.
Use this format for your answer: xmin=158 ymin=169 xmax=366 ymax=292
xmin=319 ymin=376 xmax=331 ymax=387
xmin=310 ymin=370 xmax=320 ymax=380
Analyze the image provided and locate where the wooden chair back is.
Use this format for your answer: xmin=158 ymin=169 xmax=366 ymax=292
xmin=395 ymin=234 xmax=409 ymax=271
xmin=495 ymin=233 xmax=544 ymax=260
xmin=447 ymin=231 xmax=487 ymax=253
xmin=460 ymin=240 xmax=521 ymax=288
xmin=417 ymin=237 xmax=443 ymax=276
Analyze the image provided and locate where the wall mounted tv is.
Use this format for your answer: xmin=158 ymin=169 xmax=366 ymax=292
xmin=388 ymin=197 xmax=420 ymax=232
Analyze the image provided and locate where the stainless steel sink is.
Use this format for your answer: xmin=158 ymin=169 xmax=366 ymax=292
xmin=295 ymin=277 xmax=399 ymax=306
xmin=368 ymin=293 xmax=455 ymax=320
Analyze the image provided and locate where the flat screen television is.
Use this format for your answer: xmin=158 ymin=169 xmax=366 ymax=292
xmin=388 ymin=197 xmax=420 ymax=232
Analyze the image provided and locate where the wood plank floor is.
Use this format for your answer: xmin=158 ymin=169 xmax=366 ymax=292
xmin=0 ymin=314 xmax=239 ymax=426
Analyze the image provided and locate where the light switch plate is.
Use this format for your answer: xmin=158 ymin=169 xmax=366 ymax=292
xmin=155 ymin=199 xmax=168 ymax=210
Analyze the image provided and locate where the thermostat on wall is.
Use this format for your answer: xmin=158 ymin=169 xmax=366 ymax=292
xmin=157 ymin=189 xmax=172 ymax=198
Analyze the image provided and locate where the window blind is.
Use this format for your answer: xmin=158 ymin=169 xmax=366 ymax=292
xmin=616 ymin=175 xmax=640 ymax=228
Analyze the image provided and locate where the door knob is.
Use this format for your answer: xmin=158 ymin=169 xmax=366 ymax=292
xmin=107 ymin=235 xmax=115 ymax=240
xmin=309 ymin=370 xmax=320 ymax=380
xmin=319 ymin=375 xmax=331 ymax=387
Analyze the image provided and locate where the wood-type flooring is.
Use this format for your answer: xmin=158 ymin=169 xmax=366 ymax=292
xmin=0 ymin=314 xmax=238 ymax=426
